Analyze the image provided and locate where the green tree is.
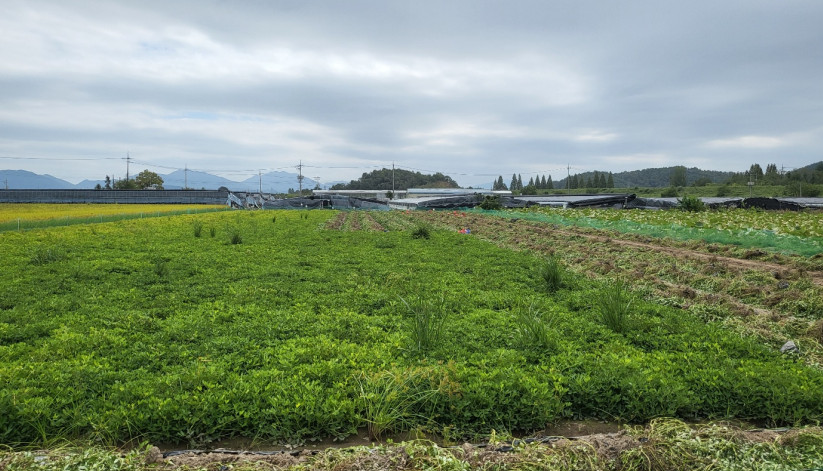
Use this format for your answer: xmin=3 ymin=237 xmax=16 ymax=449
xmin=517 ymin=174 xmax=523 ymax=190
xmin=607 ymin=172 xmax=614 ymax=188
xmin=547 ymin=175 xmax=553 ymax=189
xmin=764 ymin=164 xmax=780 ymax=184
xmin=510 ymin=174 xmax=518 ymax=192
xmin=134 ymin=170 xmax=164 ymax=189
xmin=670 ymin=166 xmax=687 ymax=187
xmin=541 ymin=175 xmax=547 ymax=189
xmin=749 ymin=163 xmax=764 ymax=181
xmin=113 ymin=178 xmax=138 ymax=190
xmin=104 ymin=175 xmax=111 ymax=190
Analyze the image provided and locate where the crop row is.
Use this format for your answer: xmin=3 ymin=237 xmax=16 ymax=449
xmin=479 ymin=207 xmax=823 ymax=257
xmin=1 ymin=209 xmax=823 ymax=446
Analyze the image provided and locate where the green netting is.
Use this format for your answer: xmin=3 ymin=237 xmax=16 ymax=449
xmin=471 ymin=209 xmax=823 ymax=257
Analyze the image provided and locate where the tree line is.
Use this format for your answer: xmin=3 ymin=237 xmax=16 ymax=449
xmin=493 ymin=172 xmax=615 ymax=193
xmin=331 ymin=168 xmax=458 ymax=191
xmin=95 ymin=170 xmax=165 ymax=190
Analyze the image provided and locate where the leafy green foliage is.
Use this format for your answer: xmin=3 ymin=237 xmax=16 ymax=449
xmin=193 ymin=221 xmax=203 ymax=237
xmin=2 ymin=209 xmax=823 ymax=447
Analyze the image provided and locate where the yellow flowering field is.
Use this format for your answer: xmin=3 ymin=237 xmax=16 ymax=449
xmin=0 ymin=203 xmax=226 ymax=224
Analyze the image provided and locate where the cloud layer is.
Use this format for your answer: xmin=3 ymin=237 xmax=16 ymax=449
xmin=1 ymin=0 xmax=822 ymax=186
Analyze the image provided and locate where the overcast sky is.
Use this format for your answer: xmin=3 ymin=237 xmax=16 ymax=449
xmin=1 ymin=0 xmax=822 ymax=186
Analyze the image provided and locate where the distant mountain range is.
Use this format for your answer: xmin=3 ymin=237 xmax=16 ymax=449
xmin=3 ymin=162 xmax=822 ymax=191
xmin=1 ymin=169 xmax=342 ymax=193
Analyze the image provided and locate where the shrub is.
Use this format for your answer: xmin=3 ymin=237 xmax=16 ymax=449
xmin=193 ymin=221 xmax=203 ymax=238
xmin=411 ymin=224 xmax=431 ymax=240
xmin=479 ymin=195 xmax=503 ymax=210
xmin=679 ymin=195 xmax=705 ymax=212
xmin=209 ymin=227 xmax=216 ymax=238
xmin=538 ymin=256 xmax=565 ymax=292
xmin=661 ymin=187 xmax=679 ymax=197
xmin=716 ymin=185 xmax=732 ymax=197
xmin=598 ymin=278 xmax=633 ymax=333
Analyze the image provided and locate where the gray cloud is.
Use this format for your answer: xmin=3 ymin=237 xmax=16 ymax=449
xmin=1 ymin=0 xmax=822 ymax=186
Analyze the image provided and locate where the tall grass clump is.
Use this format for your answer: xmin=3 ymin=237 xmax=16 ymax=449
xmin=513 ymin=302 xmax=557 ymax=353
xmin=411 ymin=224 xmax=432 ymax=240
xmin=153 ymin=259 xmax=169 ymax=278
xmin=193 ymin=221 xmax=203 ymax=237
xmin=356 ymin=369 xmax=439 ymax=440
xmin=209 ymin=226 xmax=216 ymax=238
xmin=230 ymin=230 xmax=243 ymax=245
xmin=538 ymin=256 xmax=565 ymax=293
xmin=401 ymin=294 xmax=448 ymax=355
xmin=598 ymin=278 xmax=633 ymax=333
xmin=29 ymin=247 xmax=65 ymax=265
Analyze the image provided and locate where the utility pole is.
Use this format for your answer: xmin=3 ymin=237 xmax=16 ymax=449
xmin=567 ymin=164 xmax=571 ymax=195
xmin=125 ymin=152 xmax=131 ymax=181
xmin=3 ymin=178 xmax=7 ymax=190
xmin=299 ymin=162 xmax=304 ymax=194
xmin=314 ymin=176 xmax=321 ymax=190
xmin=392 ymin=162 xmax=395 ymax=193
xmin=259 ymin=170 xmax=262 ymax=195
xmin=184 ymin=164 xmax=188 ymax=189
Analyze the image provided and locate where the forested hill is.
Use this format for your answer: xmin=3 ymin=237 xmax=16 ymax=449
xmin=330 ymin=168 xmax=459 ymax=190
xmin=611 ymin=167 xmax=733 ymax=188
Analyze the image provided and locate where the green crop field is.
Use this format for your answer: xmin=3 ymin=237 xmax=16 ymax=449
xmin=2 ymin=208 xmax=823 ymax=455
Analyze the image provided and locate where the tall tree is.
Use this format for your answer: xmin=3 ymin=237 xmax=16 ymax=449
xmin=670 ymin=166 xmax=687 ymax=187
xmin=528 ymin=177 xmax=534 ymax=187
xmin=540 ymin=175 xmax=547 ymax=189
xmin=104 ymin=175 xmax=111 ymax=190
xmin=607 ymin=172 xmax=614 ymax=188
xmin=547 ymin=175 xmax=553 ymax=189
xmin=517 ymin=174 xmax=523 ymax=190
xmin=749 ymin=163 xmax=764 ymax=181
xmin=134 ymin=170 xmax=164 ymax=189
